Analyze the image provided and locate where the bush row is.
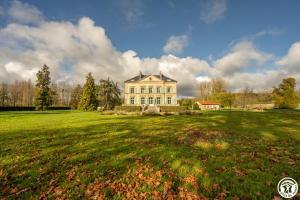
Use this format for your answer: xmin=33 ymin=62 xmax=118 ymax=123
xmin=114 ymin=105 xmax=187 ymax=112
xmin=0 ymin=106 xmax=71 ymax=111
xmin=159 ymin=106 xmax=186 ymax=112
xmin=47 ymin=106 xmax=71 ymax=110
xmin=114 ymin=106 xmax=142 ymax=112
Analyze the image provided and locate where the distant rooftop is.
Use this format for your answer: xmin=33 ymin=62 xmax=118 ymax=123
xmin=199 ymin=100 xmax=220 ymax=105
xmin=125 ymin=72 xmax=177 ymax=83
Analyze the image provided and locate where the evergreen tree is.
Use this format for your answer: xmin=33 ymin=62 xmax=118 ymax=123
xmin=70 ymin=84 xmax=83 ymax=109
xmin=78 ymin=73 xmax=98 ymax=111
xmin=34 ymin=65 xmax=52 ymax=111
xmin=272 ymin=77 xmax=298 ymax=109
xmin=97 ymin=78 xmax=121 ymax=110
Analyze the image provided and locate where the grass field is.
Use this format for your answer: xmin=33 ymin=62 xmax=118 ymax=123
xmin=0 ymin=110 xmax=299 ymax=199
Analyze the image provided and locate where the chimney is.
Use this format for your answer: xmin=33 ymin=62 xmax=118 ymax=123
xmin=139 ymin=71 xmax=142 ymax=80
xmin=159 ymin=71 xmax=162 ymax=79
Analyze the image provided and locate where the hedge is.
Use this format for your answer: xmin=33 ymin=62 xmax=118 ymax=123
xmin=159 ymin=106 xmax=186 ymax=112
xmin=0 ymin=106 xmax=71 ymax=111
xmin=0 ymin=106 xmax=35 ymax=111
xmin=47 ymin=106 xmax=71 ymax=110
xmin=114 ymin=106 xmax=142 ymax=112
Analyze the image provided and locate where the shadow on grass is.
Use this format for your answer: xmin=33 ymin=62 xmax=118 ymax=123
xmin=0 ymin=111 xmax=299 ymax=199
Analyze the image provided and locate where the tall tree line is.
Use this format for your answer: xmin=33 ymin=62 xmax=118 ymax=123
xmin=198 ymin=77 xmax=298 ymax=109
xmin=0 ymin=80 xmax=35 ymax=106
xmin=0 ymin=65 xmax=121 ymax=111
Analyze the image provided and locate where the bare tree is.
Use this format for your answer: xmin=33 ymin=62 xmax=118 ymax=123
xmin=211 ymin=78 xmax=227 ymax=94
xmin=0 ymin=83 xmax=9 ymax=106
xmin=198 ymin=81 xmax=212 ymax=100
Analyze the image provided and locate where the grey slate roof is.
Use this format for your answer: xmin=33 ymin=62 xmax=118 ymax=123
xmin=125 ymin=74 xmax=177 ymax=83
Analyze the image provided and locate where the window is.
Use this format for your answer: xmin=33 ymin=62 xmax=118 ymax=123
xmin=149 ymin=97 xmax=153 ymax=104
xmin=149 ymin=87 xmax=153 ymax=93
xmin=130 ymin=87 xmax=135 ymax=94
xmin=167 ymin=97 xmax=172 ymax=104
xmin=141 ymin=97 xmax=145 ymax=104
xmin=157 ymin=97 xmax=161 ymax=105
xmin=141 ymin=87 xmax=145 ymax=94
xmin=130 ymin=97 xmax=135 ymax=104
xmin=167 ymin=87 xmax=171 ymax=93
xmin=157 ymin=87 xmax=161 ymax=93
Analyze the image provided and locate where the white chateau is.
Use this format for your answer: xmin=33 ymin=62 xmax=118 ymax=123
xmin=124 ymin=72 xmax=178 ymax=106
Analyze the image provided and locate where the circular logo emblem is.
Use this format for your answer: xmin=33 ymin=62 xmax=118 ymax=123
xmin=277 ymin=177 xmax=298 ymax=198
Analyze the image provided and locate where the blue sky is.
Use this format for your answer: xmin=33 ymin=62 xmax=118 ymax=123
xmin=1 ymin=0 xmax=299 ymax=58
xmin=0 ymin=0 xmax=299 ymax=96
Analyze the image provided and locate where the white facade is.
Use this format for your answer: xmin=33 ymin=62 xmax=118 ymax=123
xmin=124 ymin=73 xmax=178 ymax=106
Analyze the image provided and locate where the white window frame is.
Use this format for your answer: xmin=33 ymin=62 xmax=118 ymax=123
xmin=167 ymin=97 xmax=172 ymax=104
xmin=130 ymin=87 xmax=135 ymax=94
xmin=130 ymin=97 xmax=135 ymax=104
xmin=157 ymin=97 xmax=161 ymax=105
xmin=149 ymin=87 xmax=153 ymax=94
xmin=141 ymin=97 xmax=145 ymax=105
xmin=157 ymin=87 xmax=161 ymax=93
xmin=149 ymin=97 xmax=153 ymax=104
xmin=141 ymin=87 xmax=145 ymax=94
xmin=167 ymin=87 xmax=171 ymax=93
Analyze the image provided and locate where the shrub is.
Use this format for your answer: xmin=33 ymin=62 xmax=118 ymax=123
xmin=114 ymin=106 xmax=141 ymax=112
xmin=159 ymin=106 xmax=186 ymax=112
xmin=179 ymin=110 xmax=192 ymax=115
xmin=142 ymin=110 xmax=161 ymax=116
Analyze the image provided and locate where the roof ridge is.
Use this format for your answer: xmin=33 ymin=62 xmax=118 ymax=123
xmin=124 ymin=73 xmax=177 ymax=82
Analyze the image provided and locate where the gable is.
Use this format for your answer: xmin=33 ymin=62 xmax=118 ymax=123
xmin=140 ymin=75 xmax=163 ymax=82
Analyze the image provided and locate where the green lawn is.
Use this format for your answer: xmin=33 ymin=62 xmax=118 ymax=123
xmin=0 ymin=110 xmax=299 ymax=199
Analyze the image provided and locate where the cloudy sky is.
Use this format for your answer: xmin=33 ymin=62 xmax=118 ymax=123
xmin=0 ymin=0 xmax=299 ymax=96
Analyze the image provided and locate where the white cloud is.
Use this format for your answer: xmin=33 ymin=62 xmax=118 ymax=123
xmin=255 ymin=29 xmax=283 ymax=37
xmin=118 ymin=0 xmax=144 ymax=26
xmin=227 ymin=70 xmax=286 ymax=91
xmin=276 ymin=42 xmax=300 ymax=72
xmin=163 ymin=35 xmax=189 ymax=55
xmin=7 ymin=0 xmax=43 ymax=24
xmin=214 ymin=41 xmax=273 ymax=75
xmin=200 ymin=0 xmax=227 ymax=24
xmin=0 ymin=1 xmax=299 ymax=96
xmin=142 ymin=54 xmax=212 ymax=96
xmin=196 ymin=76 xmax=211 ymax=82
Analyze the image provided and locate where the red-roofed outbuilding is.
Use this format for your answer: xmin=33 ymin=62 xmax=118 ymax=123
xmin=197 ymin=100 xmax=220 ymax=110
